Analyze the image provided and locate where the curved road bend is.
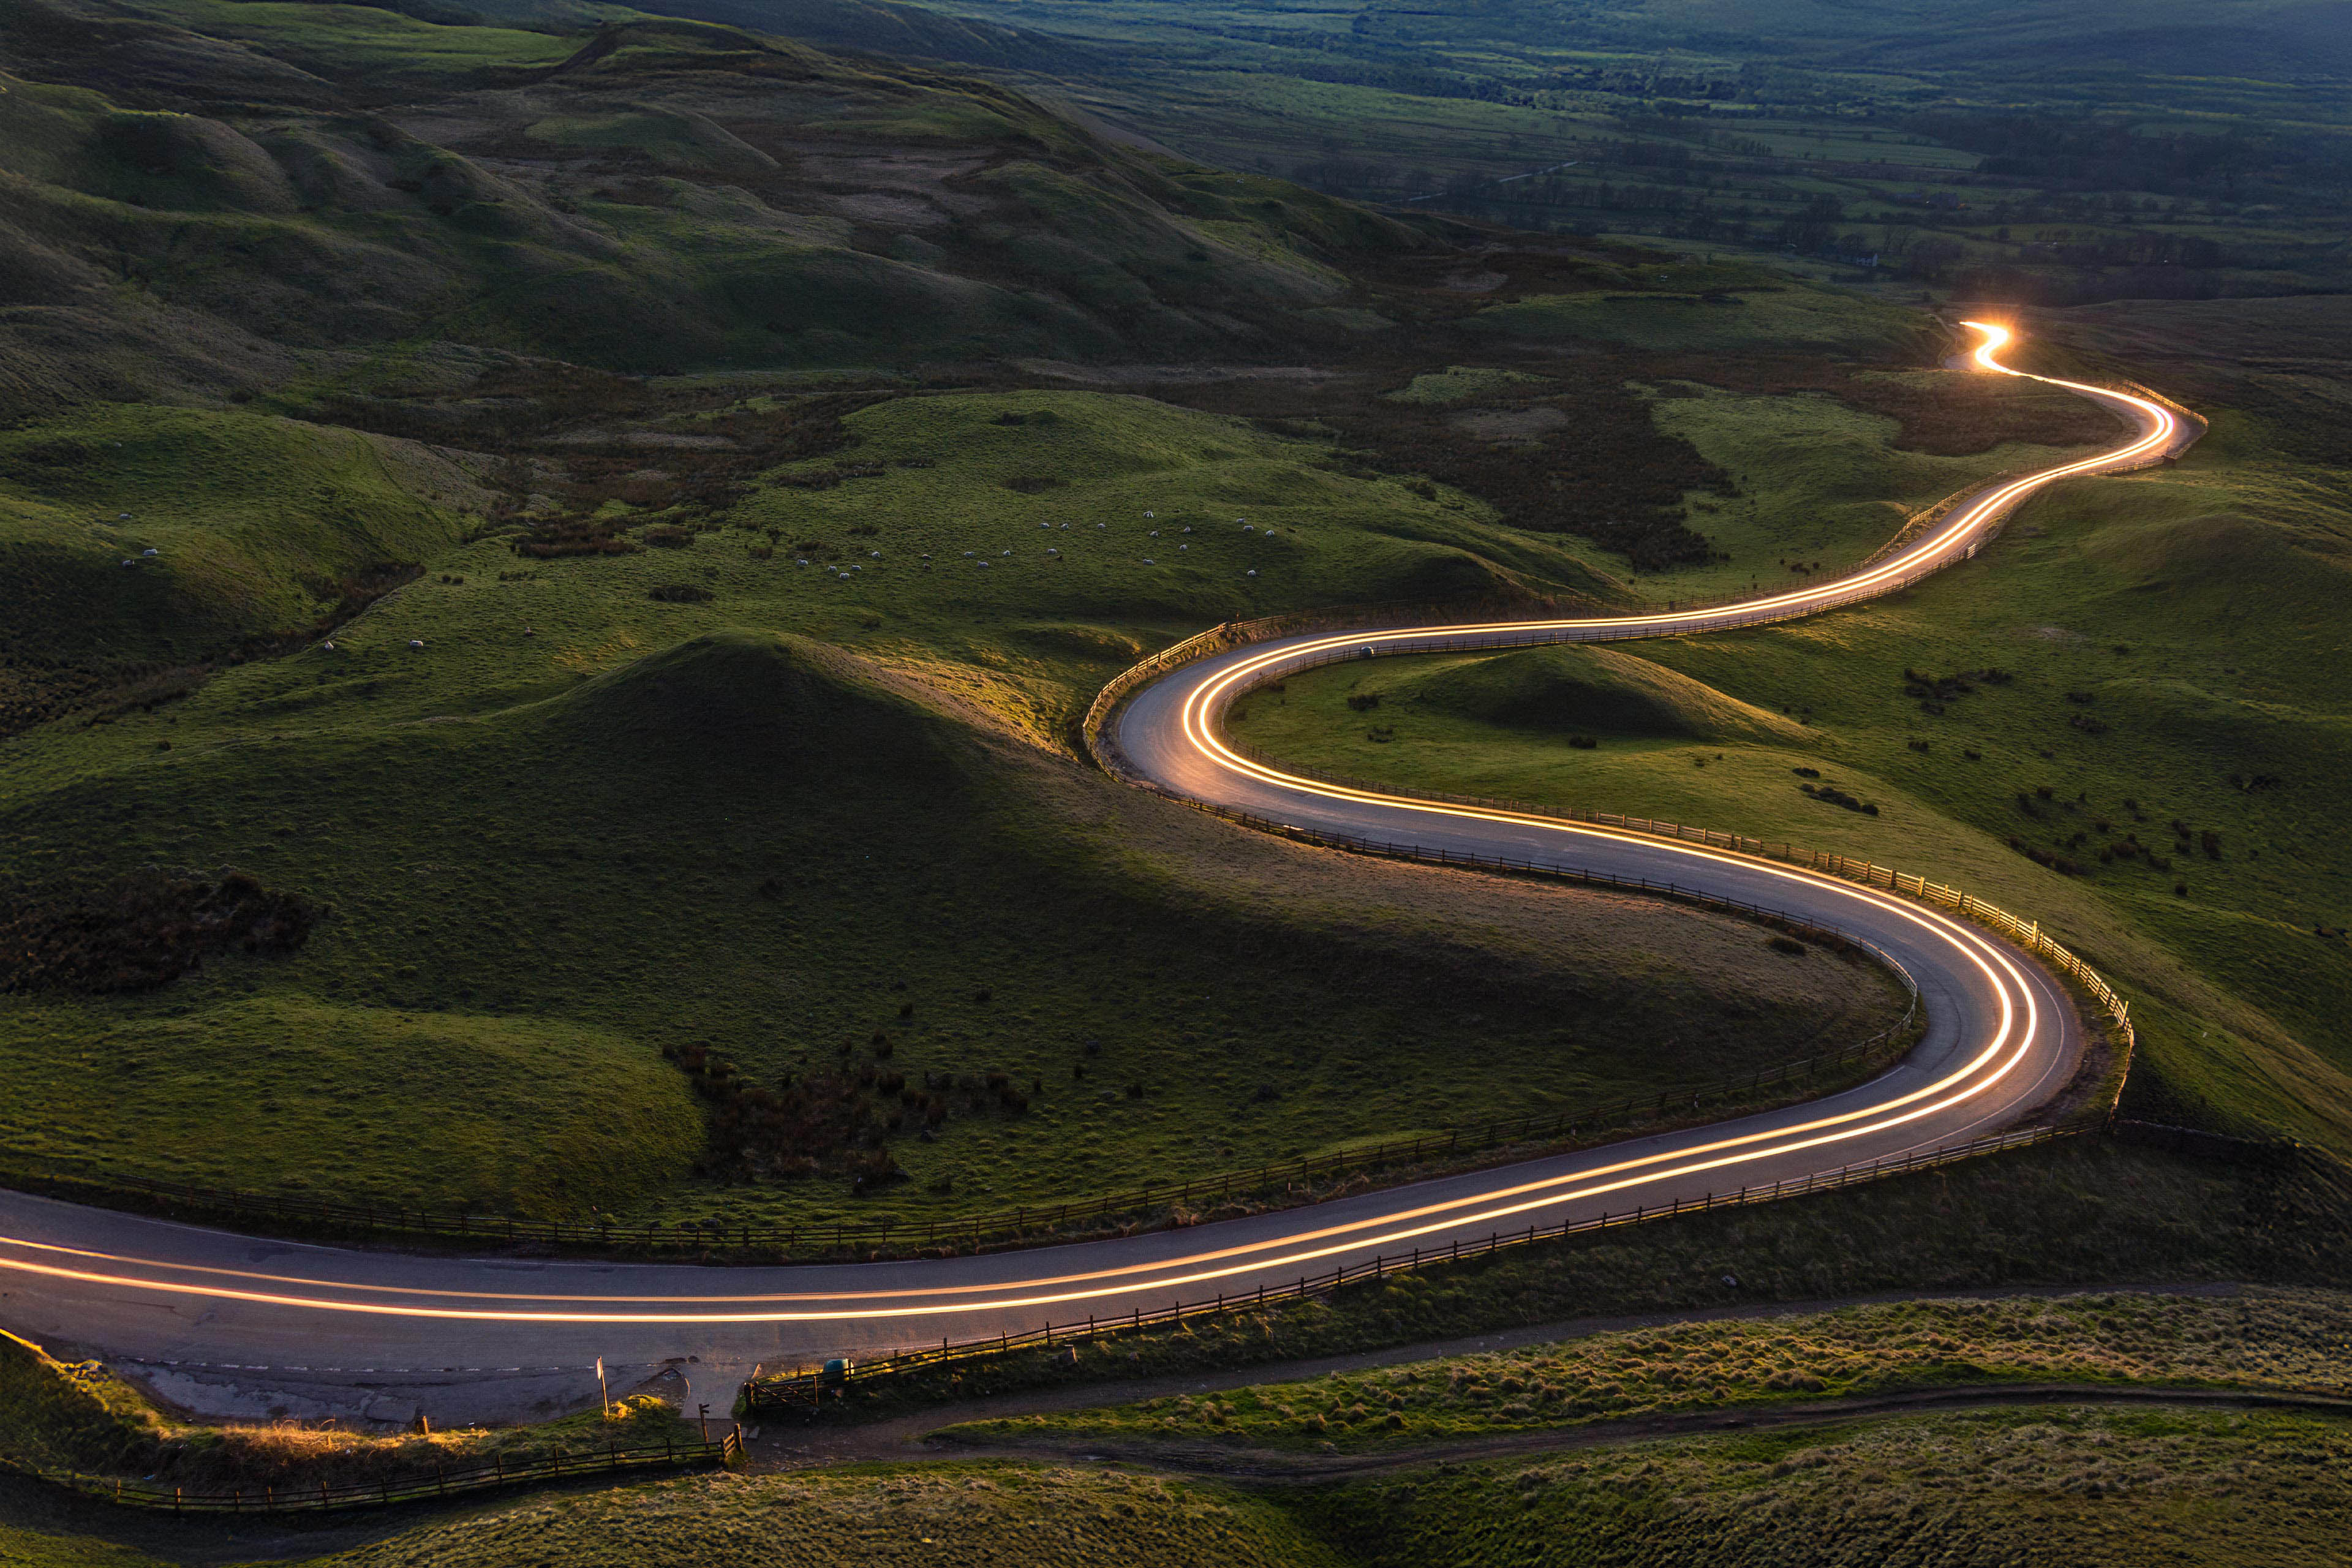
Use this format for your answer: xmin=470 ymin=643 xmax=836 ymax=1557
xmin=0 ymin=327 xmax=2196 ymax=1425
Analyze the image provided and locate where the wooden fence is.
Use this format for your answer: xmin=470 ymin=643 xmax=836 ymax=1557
xmin=743 ymin=1120 xmax=2081 ymax=1412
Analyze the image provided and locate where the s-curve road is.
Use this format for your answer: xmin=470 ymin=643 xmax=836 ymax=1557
xmin=0 ymin=326 xmax=2198 ymax=1426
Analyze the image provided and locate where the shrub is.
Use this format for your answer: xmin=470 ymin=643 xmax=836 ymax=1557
xmin=1569 ymin=735 xmax=1599 ymax=750
xmin=0 ymin=870 xmax=318 ymax=994
xmin=1346 ymin=693 xmax=1382 ymax=712
xmin=1768 ymin=935 xmax=1808 ymax=956
xmin=647 ymin=583 xmax=713 ymax=603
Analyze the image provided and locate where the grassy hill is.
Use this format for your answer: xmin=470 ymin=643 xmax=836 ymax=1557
xmin=0 ymin=0 xmax=1999 ymax=1227
xmin=1241 ymin=300 xmax=2352 ymax=1154
xmin=0 ymin=0 xmax=1423 ymax=405
xmin=0 ymin=386 xmax=1910 ymax=1224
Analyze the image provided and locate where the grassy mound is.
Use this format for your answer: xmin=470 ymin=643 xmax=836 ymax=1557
xmin=537 ymin=628 xmax=949 ymax=788
xmin=1387 ymin=644 xmax=1812 ymax=745
xmin=0 ymin=405 xmax=479 ymax=734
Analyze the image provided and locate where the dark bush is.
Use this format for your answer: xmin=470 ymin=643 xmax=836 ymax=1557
xmin=1768 ymin=935 xmax=1808 ymax=956
xmin=1346 ymin=693 xmax=1382 ymax=712
xmin=0 ymin=870 xmax=318 ymax=993
xmin=648 ymin=583 xmax=713 ymax=603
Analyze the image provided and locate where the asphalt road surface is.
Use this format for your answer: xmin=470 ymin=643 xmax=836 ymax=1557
xmin=0 ymin=326 xmax=2197 ymax=1425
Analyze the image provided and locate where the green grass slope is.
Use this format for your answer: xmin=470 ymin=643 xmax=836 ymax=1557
xmin=1243 ymin=334 xmax=2352 ymax=1155
xmin=0 ymin=556 xmax=1902 ymax=1224
xmin=1360 ymin=643 xmax=1814 ymax=747
xmin=0 ymin=403 xmax=483 ymax=731
xmin=0 ymin=4 xmax=1427 ymax=398
xmin=1296 ymin=1404 xmax=2352 ymax=1568
xmin=950 ymin=1287 xmax=2352 ymax=1452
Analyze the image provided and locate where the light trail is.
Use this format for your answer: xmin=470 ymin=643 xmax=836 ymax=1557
xmin=0 ymin=326 xmax=2185 ymax=1339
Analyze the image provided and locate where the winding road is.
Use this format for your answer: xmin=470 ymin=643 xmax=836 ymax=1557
xmin=0 ymin=326 xmax=2199 ymax=1427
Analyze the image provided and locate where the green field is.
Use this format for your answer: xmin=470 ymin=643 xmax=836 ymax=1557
xmin=946 ymin=1287 xmax=2352 ymax=1450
